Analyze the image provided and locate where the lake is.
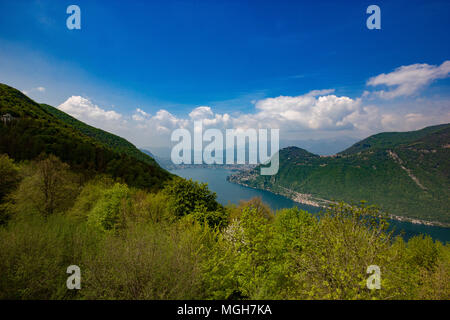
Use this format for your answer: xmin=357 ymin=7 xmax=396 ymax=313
xmin=170 ymin=167 xmax=450 ymax=243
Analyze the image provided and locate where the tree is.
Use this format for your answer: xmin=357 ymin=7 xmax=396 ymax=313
xmin=228 ymin=197 xmax=274 ymax=222
xmin=0 ymin=154 xmax=20 ymax=224
xmin=162 ymin=177 xmax=227 ymax=227
xmin=13 ymin=155 xmax=79 ymax=217
xmin=0 ymin=154 xmax=20 ymax=202
xmin=87 ymin=183 xmax=130 ymax=232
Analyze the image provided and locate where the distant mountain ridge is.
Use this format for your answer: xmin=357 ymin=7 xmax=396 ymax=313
xmin=229 ymin=124 xmax=450 ymax=225
xmin=140 ymin=148 xmax=175 ymax=170
xmin=340 ymin=123 xmax=450 ymax=155
xmin=0 ymin=83 xmax=171 ymax=190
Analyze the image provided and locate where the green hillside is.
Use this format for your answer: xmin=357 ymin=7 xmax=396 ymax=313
xmin=40 ymin=103 xmax=158 ymax=166
xmin=0 ymin=83 xmax=449 ymax=300
xmin=229 ymin=125 xmax=450 ymax=225
xmin=0 ymin=83 xmax=171 ymax=190
xmin=340 ymin=123 xmax=450 ymax=155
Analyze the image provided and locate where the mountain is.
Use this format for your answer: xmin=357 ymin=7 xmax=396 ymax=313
xmin=140 ymin=148 xmax=174 ymax=170
xmin=0 ymin=83 xmax=171 ymax=190
xmin=140 ymin=148 xmax=156 ymax=159
xmin=40 ymin=103 xmax=158 ymax=167
xmin=339 ymin=123 xmax=450 ymax=155
xmin=229 ymin=124 xmax=450 ymax=225
xmin=281 ymin=136 xmax=359 ymax=156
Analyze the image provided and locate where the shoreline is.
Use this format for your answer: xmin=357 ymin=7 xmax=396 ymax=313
xmin=227 ymin=177 xmax=449 ymax=228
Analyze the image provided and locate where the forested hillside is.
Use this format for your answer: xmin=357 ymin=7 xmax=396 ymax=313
xmin=0 ymin=152 xmax=448 ymax=300
xmin=229 ymin=125 xmax=450 ymax=225
xmin=0 ymin=83 xmax=448 ymax=300
xmin=340 ymin=123 xmax=450 ymax=155
xmin=0 ymin=83 xmax=171 ymax=190
xmin=40 ymin=103 xmax=158 ymax=167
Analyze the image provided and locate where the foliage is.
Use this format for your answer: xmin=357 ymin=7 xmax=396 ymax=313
xmin=162 ymin=177 xmax=227 ymax=227
xmin=0 ymin=154 xmax=20 ymax=201
xmin=40 ymin=103 xmax=159 ymax=167
xmin=203 ymin=201 xmax=450 ymax=300
xmin=0 ymin=83 xmax=171 ymax=191
xmin=10 ymin=155 xmax=80 ymax=217
xmin=87 ymin=183 xmax=130 ymax=232
xmin=81 ymin=219 xmax=214 ymax=299
xmin=339 ymin=123 xmax=450 ymax=155
xmin=228 ymin=197 xmax=274 ymax=222
xmin=0 ymin=154 xmax=20 ymax=224
xmin=232 ymin=124 xmax=450 ymax=224
xmin=0 ymin=213 xmax=101 ymax=299
xmin=0 ymin=82 xmax=449 ymax=300
xmin=68 ymin=175 xmax=115 ymax=221
xmin=0 ymin=159 xmax=449 ymax=300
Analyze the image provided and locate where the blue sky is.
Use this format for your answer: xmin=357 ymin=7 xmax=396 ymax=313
xmin=0 ymin=0 xmax=449 ymax=152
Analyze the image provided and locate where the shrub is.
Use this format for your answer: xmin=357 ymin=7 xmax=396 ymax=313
xmin=87 ymin=183 xmax=130 ymax=232
xmin=0 ymin=154 xmax=20 ymax=224
xmin=0 ymin=154 xmax=20 ymax=201
xmin=163 ymin=178 xmax=219 ymax=216
xmin=69 ymin=175 xmax=115 ymax=221
xmin=162 ymin=177 xmax=227 ymax=227
xmin=11 ymin=155 xmax=80 ymax=217
xmin=0 ymin=214 xmax=101 ymax=299
xmin=81 ymin=219 xmax=213 ymax=299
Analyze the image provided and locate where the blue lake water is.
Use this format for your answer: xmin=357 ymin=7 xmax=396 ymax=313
xmin=171 ymin=167 xmax=450 ymax=243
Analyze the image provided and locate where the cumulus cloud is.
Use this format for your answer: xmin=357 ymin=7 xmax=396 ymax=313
xmin=367 ymin=60 xmax=450 ymax=99
xmin=58 ymin=96 xmax=122 ymax=122
xmin=132 ymin=108 xmax=150 ymax=121
xmin=189 ymin=106 xmax=214 ymax=120
xmin=56 ymin=61 xmax=450 ymax=149
xmin=380 ymin=111 xmax=450 ymax=132
xmin=58 ymin=89 xmax=449 ymax=149
xmin=342 ymin=103 xmax=450 ymax=135
xmin=244 ymin=91 xmax=361 ymax=131
xmin=129 ymin=107 xmax=190 ymax=136
xmin=189 ymin=106 xmax=232 ymax=126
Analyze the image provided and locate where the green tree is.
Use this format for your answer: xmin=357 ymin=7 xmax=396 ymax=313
xmin=0 ymin=154 xmax=20 ymax=224
xmin=0 ymin=154 xmax=20 ymax=201
xmin=162 ymin=177 xmax=227 ymax=227
xmin=87 ymin=183 xmax=130 ymax=232
xmin=12 ymin=155 xmax=79 ymax=217
xmin=163 ymin=178 xmax=219 ymax=216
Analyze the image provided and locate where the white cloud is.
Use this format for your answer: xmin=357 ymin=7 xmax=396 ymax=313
xmin=305 ymin=89 xmax=335 ymax=97
xmin=132 ymin=108 xmax=150 ymax=121
xmin=380 ymin=111 xmax=450 ymax=132
xmin=342 ymin=103 xmax=450 ymax=135
xmin=129 ymin=107 xmax=190 ymax=137
xmin=129 ymin=90 xmax=362 ymax=135
xmin=58 ymin=88 xmax=450 ymax=149
xmin=244 ymin=91 xmax=361 ymax=131
xmin=55 ymin=61 xmax=450 ymax=149
xmin=189 ymin=106 xmax=214 ymax=120
xmin=58 ymin=96 xmax=122 ymax=122
xmin=189 ymin=106 xmax=232 ymax=126
xmin=367 ymin=60 xmax=450 ymax=99
xmin=22 ymin=86 xmax=46 ymax=95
